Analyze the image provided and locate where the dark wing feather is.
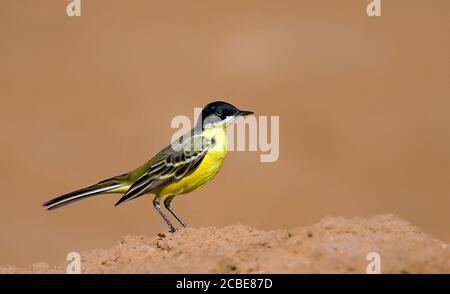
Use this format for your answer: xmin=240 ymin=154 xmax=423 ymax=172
xmin=115 ymin=134 xmax=213 ymax=206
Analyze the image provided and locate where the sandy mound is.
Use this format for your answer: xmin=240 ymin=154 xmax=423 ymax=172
xmin=2 ymin=214 xmax=449 ymax=274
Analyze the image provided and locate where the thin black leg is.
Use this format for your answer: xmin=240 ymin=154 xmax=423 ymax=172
xmin=164 ymin=196 xmax=188 ymax=228
xmin=153 ymin=196 xmax=176 ymax=233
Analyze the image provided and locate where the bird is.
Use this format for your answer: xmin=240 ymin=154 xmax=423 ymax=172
xmin=43 ymin=101 xmax=254 ymax=233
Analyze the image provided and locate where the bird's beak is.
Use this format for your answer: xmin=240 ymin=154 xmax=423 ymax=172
xmin=237 ymin=110 xmax=254 ymax=117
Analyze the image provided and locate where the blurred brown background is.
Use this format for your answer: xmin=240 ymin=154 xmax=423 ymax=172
xmin=0 ymin=0 xmax=449 ymax=266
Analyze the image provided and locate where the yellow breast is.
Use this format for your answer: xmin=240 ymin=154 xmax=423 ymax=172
xmin=157 ymin=126 xmax=228 ymax=197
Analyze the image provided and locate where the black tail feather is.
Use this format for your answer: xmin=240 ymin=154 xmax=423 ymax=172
xmin=43 ymin=181 xmax=123 ymax=210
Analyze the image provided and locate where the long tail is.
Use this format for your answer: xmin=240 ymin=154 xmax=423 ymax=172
xmin=43 ymin=177 xmax=126 ymax=210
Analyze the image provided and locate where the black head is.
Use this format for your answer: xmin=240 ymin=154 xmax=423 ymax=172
xmin=197 ymin=101 xmax=253 ymax=129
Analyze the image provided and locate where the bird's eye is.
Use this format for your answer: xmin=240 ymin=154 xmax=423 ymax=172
xmin=216 ymin=109 xmax=223 ymax=116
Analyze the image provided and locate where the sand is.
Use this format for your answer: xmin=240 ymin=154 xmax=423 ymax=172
xmin=1 ymin=214 xmax=449 ymax=274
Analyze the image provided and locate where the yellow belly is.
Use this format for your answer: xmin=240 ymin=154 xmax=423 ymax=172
xmin=156 ymin=127 xmax=228 ymax=198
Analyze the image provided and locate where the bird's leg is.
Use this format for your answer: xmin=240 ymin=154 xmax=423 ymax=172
xmin=153 ymin=196 xmax=176 ymax=233
xmin=164 ymin=196 xmax=188 ymax=228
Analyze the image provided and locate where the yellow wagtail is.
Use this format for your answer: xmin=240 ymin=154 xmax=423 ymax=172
xmin=43 ymin=101 xmax=253 ymax=232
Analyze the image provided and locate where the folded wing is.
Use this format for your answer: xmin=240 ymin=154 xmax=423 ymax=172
xmin=114 ymin=133 xmax=213 ymax=206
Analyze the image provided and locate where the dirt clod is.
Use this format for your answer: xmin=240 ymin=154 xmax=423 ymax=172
xmin=2 ymin=214 xmax=449 ymax=274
